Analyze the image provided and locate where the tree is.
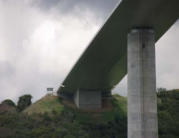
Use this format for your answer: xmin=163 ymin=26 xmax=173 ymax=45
xmin=157 ymin=88 xmax=167 ymax=93
xmin=17 ymin=94 xmax=32 ymax=112
xmin=1 ymin=99 xmax=16 ymax=107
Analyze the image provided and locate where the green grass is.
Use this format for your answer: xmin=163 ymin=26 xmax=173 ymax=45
xmin=102 ymin=94 xmax=127 ymax=122
xmin=24 ymin=94 xmax=64 ymax=115
xmin=22 ymin=93 xmax=127 ymax=137
xmin=24 ymin=93 xmax=127 ymax=124
xmin=66 ymin=94 xmax=127 ymax=124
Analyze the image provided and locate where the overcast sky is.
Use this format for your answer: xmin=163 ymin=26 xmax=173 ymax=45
xmin=0 ymin=0 xmax=178 ymax=103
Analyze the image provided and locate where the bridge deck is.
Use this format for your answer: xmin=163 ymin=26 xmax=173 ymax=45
xmin=58 ymin=0 xmax=179 ymax=94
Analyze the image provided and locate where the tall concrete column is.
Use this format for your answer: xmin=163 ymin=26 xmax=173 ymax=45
xmin=127 ymin=29 xmax=158 ymax=138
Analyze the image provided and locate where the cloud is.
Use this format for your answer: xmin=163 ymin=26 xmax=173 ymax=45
xmin=0 ymin=0 xmax=101 ymax=102
xmin=31 ymin=0 xmax=120 ymax=18
xmin=156 ymin=20 xmax=179 ymax=89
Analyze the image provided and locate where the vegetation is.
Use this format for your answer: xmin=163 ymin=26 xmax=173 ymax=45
xmin=157 ymin=89 xmax=179 ymax=138
xmin=24 ymin=94 xmax=64 ymax=115
xmin=1 ymin=99 xmax=16 ymax=107
xmin=157 ymin=87 xmax=167 ymax=92
xmin=17 ymin=94 xmax=32 ymax=112
xmin=0 ymin=89 xmax=178 ymax=138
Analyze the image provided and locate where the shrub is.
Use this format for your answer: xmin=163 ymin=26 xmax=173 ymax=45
xmin=1 ymin=99 xmax=16 ymax=107
xmin=17 ymin=94 xmax=32 ymax=112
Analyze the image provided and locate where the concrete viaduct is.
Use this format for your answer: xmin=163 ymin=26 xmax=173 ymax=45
xmin=57 ymin=0 xmax=179 ymax=138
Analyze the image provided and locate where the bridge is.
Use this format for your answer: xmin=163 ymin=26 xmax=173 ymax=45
xmin=57 ymin=0 xmax=179 ymax=138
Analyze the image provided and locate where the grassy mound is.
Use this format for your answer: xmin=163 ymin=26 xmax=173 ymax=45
xmin=24 ymin=94 xmax=127 ymax=125
xmin=24 ymin=94 xmax=64 ymax=115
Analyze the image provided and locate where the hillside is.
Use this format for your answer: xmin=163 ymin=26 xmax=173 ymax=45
xmin=24 ymin=94 xmax=64 ymax=115
xmin=157 ymin=89 xmax=179 ymax=138
xmin=0 ymin=94 xmax=127 ymax=138
xmin=0 ymin=90 xmax=179 ymax=138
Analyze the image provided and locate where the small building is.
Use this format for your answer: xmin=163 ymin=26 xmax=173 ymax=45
xmin=46 ymin=88 xmax=57 ymax=96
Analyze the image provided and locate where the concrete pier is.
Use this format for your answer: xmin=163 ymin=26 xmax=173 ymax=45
xmin=74 ymin=89 xmax=101 ymax=109
xmin=127 ymin=29 xmax=158 ymax=138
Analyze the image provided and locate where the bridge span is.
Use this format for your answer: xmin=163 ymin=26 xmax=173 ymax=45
xmin=57 ymin=0 xmax=179 ymax=138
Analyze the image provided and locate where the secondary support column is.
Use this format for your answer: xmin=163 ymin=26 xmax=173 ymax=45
xmin=74 ymin=89 xmax=101 ymax=109
xmin=127 ymin=29 xmax=158 ymax=138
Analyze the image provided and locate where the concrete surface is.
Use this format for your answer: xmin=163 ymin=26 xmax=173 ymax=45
xmin=74 ymin=89 xmax=102 ymax=109
xmin=127 ymin=29 xmax=158 ymax=138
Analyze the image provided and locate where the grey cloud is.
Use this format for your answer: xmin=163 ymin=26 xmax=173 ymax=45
xmin=14 ymin=70 xmax=65 ymax=103
xmin=0 ymin=61 xmax=14 ymax=79
xmin=32 ymin=0 xmax=120 ymax=18
xmin=0 ymin=0 xmax=101 ymax=103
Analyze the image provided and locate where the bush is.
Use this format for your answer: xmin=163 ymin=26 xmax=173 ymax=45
xmin=157 ymin=88 xmax=167 ymax=92
xmin=17 ymin=94 xmax=32 ymax=112
xmin=1 ymin=99 xmax=16 ymax=107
